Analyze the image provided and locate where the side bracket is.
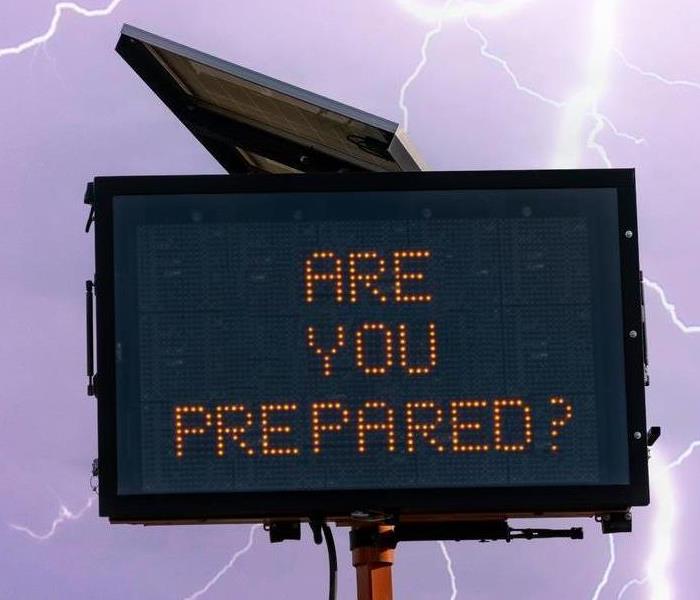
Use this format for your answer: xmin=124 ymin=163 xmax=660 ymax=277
xmin=600 ymin=511 xmax=632 ymax=534
xmin=350 ymin=521 xmax=583 ymax=548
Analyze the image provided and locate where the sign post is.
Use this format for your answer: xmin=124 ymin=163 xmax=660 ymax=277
xmin=352 ymin=525 xmax=395 ymax=600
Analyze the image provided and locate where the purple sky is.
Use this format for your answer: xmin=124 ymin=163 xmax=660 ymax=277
xmin=1 ymin=1 xmax=698 ymax=598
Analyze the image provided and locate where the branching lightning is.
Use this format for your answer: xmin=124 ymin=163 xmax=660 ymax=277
xmin=643 ymin=454 xmax=676 ymax=600
xmin=399 ymin=0 xmax=455 ymax=132
xmin=591 ymin=535 xmax=616 ymax=600
xmin=643 ymin=278 xmax=700 ymax=334
xmin=397 ymin=0 xmax=643 ymax=165
xmin=617 ymin=448 xmax=697 ymax=600
xmin=0 ymin=0 xmax=124 ymax=60
xmin=183 ymin=524 xmax=260 ymax=600
xmin=551 ymin=0 xmax=618 ymax=169
xmin=616 ymin=576 xmax=648 ymax=599
xmin=3 ymin=1 xmax=696 ymax=598
xmin=396 ymin=3 xmax=700 ymax=600
xmin=463 ymin=17 xmax=564 ymax=109
xmin=615 ymin=274 xmax=700 ymax=600
xmin=438 ymin=541 xmax=458 ymax=600
xmin=9 ymin=496 xmax=94 ymax=541
xmin=668 ymin=441 xmax=700 ymax=470
xmin=614 ymin=49 xmax=700 ymax=91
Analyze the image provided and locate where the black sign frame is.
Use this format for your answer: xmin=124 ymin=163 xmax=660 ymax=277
xmin=93 ymin=169 xmax=648 ymax=523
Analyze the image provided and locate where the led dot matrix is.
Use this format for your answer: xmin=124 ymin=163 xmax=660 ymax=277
xmin=549 ymin=397 xmax=574 ymax=452
xmin=261 ymin=403 xmax=300 ymax=456
xmin=355 ymin=323 xmax=394 ymax=375
xmin=450 ymin=400 xmax=489 ymax=452
xmin=493 ymin=399 xmax=533 ymax=452
xmin=406 ymin=401 xmax=445 ymax=453
xmin=215 ymin=405 xmax=255 ymax=457
xmin=307 ymin=325 xmax=345 ymax=376
xmin=357 ymin=401 xmax=396 ymax=453
xmin=174 ymin=405 xmax=211 ymax=459
xmin=311 ymin=402 xmax=350 ymax=454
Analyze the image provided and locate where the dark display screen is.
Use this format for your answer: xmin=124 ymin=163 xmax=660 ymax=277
xmin=112 ymin=187 xmax=629 ymax=496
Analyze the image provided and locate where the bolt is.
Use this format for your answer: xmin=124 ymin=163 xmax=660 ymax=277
xmin=629 ymin=330 xmax=638 ymax=339
xmin=351 ymin=511 xmax=370 ymax=519
xmin=633 ymin=431 xmax=642 ymax=440
xmin=625 ymin=230 xmax=634 ymax=239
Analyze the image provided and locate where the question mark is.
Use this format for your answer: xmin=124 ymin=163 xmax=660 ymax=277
xmin=549 ymin=397 xmax=573 ymax=452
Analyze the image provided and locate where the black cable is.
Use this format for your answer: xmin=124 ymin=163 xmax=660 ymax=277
xmin=310 ymin=520 xmax=337 ymax=600
xmin=321 ymin=523 xmax=337 ymax=600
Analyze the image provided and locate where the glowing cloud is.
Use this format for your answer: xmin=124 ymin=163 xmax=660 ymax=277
xmin=395 ymin=0 xmax=535 ymax=24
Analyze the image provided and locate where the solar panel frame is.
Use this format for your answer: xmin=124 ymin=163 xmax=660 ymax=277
xmin=116 ymin=24 xmax=426 ymax=174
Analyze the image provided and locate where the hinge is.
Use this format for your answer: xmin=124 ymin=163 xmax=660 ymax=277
xmin=84 ymin=182 xmax=95 ymax=233
xmin=86 ymin=280 xmax=96 ymax=396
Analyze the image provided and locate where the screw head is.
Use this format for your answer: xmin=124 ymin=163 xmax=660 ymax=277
xmin=633 ymin=431 xmax=642 ymax=440
xmin=629 ymin=330 xmax=638 ymax=339
xmin=625 ymin=230 xmax=634 ymax=239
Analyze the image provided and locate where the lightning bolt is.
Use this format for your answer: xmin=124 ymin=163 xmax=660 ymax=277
xmin=616 ymin=576 xmax=647 ymax=599
xmin=395 ymin=4 xmax=700 ymax=600
xmin=551 ymin=0 xmax=619 ymax=169
xmin=397 ymin=0 xmax=643 ymax=164
xmin=591 ymin=535 xmax=616 ymax=600
xmin=667 ymin=440 xmax=700 ymax=470
xmin=9 ymin=496 xmax=94 ymax=541
xmin=3 ymin=2 xmax=692 ymax=597
xmin=643 ymin=278 xmax=700 ymax=334
xmin=614 ymin=272 xmax=699 ymax=600
xmin=438 ymin=541 xmax=458 ymax=600
xmin=615 ymin=49 xmax=700 ymax=91
xmin=616 ymin=447 xmax=697 ymax=599
xmin=183 ymin=524 xmax=260 ymax=600
xmin=463 ymin=16 xmax=564 ymax=109
xmin=448 ymin=9 xmax=698 ymax=599
xmin=642 ymin=454 xmax=676 ymax=600
xmin=399 ymin=0 xmax=455 ymax=132
xmin=0 ymin=0 xmax=124 ymax=60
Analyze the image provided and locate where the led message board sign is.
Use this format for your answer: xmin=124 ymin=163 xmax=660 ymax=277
xmin=93 ymin=170 xmax=649 ymax=523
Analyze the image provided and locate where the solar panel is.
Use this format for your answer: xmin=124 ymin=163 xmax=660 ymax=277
xmin=116 ymin=25 xmax=425 ymax=174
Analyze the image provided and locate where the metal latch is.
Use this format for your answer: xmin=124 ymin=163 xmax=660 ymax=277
xmin=86 ymin=280 xmax=96 ymax=396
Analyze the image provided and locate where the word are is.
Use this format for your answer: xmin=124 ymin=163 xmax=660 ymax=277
xmin=305 ymin=250 xmax=432 ymax=303
xmin=173 ymin=397 xmax=573 ymax=458
xmin=307 ymin=322 xmax=438 ymax=376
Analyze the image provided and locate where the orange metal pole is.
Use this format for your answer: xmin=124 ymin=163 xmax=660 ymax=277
xmin=352 ymin=525 xmax=395 ymax=600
